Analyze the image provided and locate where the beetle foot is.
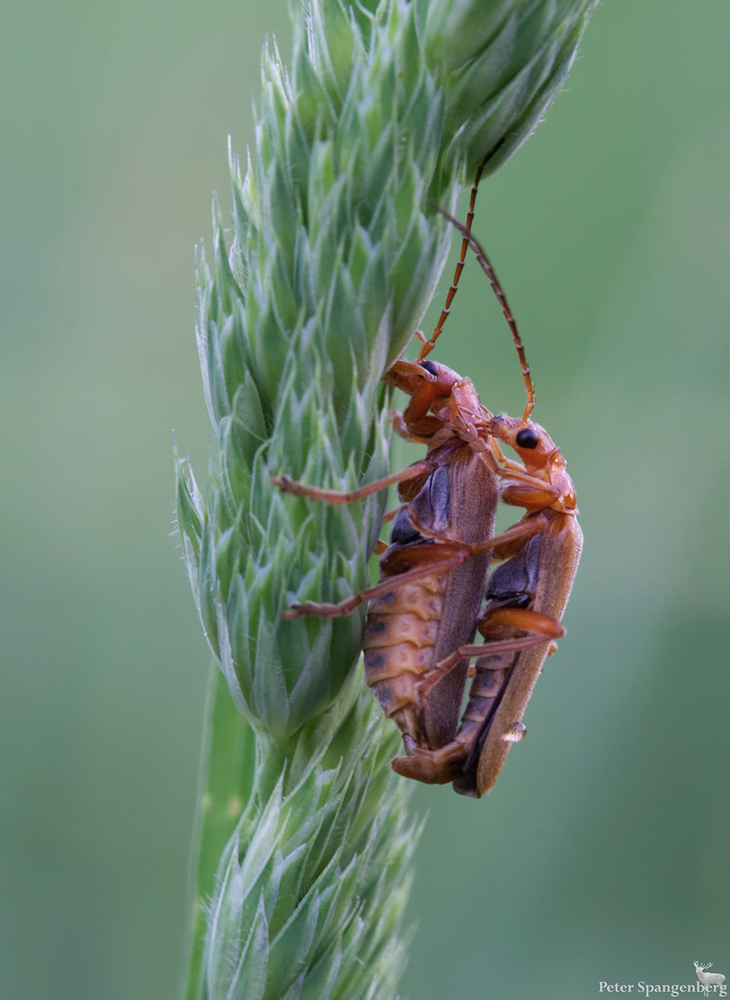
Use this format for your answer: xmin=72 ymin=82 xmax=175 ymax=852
xmin=390 ymin=735 xmax=466 ymax=785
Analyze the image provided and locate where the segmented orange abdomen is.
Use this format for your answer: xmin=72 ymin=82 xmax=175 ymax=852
xmin=363 ymin=574 xmax=447 ymax=744
xmin=456 ymin=657 xmax=511 ymax=744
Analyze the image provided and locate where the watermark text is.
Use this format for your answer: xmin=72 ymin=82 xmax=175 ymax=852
xmin=599 ymin=984 xmax=727 ymax=997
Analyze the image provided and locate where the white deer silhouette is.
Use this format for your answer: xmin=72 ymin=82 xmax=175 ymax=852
xmin=695 ymin=962 xmax=726 ymax=995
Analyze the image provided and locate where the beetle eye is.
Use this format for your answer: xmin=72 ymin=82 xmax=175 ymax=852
xmin=421 ymin=360 xmax=438 ymax=376
xmin=516 ymin=427 xmax=540 ymax=449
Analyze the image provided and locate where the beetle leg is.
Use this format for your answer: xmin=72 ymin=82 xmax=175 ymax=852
xmin=489 ymin=517 xmax=541 ymax=561
xmin=391 ymin=735 xmax=466 ymax=785
xmin=494 ymin=454 xmax=527 ymax=474
xmin=392 ymin=409 xmax=441 ymax=442
xmin=499 ymin=480 xmax=561 ymax=508
xmin=392 ymin=409 xmax=430 ymax=442
xmin=412 ymin=649 xmax=463 ymax=703
xmin=282 ymin=543 xmax=469 ymax=619
xmin=469 ymin=516 xmax=548 ymax=554
xmin=478 ymin=607 xmax=564 ymax=641
xmin=453 ymin=633 xmax=560 ymax=660
xmin=414 ymin=616 xmax=561 ymax=707
xmin=391 ymin=410 xmax=418 ymax=441
xmin=489 ymin=456 xmax=562 ymax=506
xmin=272 ymin=459 xmax=433 ymax=505
xmin=404 ymin=506 xmax=548 ymax=555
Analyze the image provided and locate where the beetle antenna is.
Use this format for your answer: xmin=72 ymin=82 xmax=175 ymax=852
xmin=417 ymin=156 xmax=489 ymax=364
xmin=429 ymin=204 xmax=536 ymax=422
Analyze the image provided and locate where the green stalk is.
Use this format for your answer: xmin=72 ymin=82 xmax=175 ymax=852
xmin=176 ymin=1 xmax=597 ymax=997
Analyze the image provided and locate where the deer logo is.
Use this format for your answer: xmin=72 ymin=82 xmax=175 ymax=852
xmin=695 ymin=962 xmax=726 ymax=996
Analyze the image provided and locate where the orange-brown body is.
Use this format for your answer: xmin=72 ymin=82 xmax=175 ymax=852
xmin=465 ymin=509 xmax=582 ymax=796
xmin=464 ymin=415 xmax=582 ymax=795
xmin=363 ymin=440 xmax=497 ymax=749
xmin=277 ymin=193 xmax=584 ymax=798
xmin=391 ymin=415 xmax=582 ymax=795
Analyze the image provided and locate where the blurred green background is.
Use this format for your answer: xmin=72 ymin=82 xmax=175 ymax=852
xmin=2 ymin=2 xmax=728 ymax=998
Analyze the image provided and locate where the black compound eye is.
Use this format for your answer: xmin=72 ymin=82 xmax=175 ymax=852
xmin=420 ymin=360 xmax=438 ymax=376
xmin=516 ymin=426 xmax=540 ymax=449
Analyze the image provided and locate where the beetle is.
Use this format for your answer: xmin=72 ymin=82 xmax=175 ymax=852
xmin=390 ymin=215 xmax=583 ymax=796
xmin=275 ymin=186 xmax=582 ymax=795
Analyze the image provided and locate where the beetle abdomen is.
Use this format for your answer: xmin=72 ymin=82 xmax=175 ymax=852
xmin=459 ymin=659 xmax=511 ymax=736
xmin=363 ymin=575 xmax=446 ymax=744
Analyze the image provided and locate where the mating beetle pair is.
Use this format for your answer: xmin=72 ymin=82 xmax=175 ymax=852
xmin=274 ymin=170 xmax=582 ymax=797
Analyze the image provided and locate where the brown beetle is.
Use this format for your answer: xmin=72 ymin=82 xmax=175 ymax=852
xmin=390 ymin=423 xmax=582 ymax=795
xmin=275 ymin=186 xmax=582 ymax=796
xmin=391 ymin=218 xmax=583 ymax=796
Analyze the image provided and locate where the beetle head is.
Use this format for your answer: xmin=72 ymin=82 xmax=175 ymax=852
xmin=384 ymin=358 xmax=460 ymax=399
xmin=490 ymin=415 xmax=577 ymax=512
xmin=491 ymin=415 xmax=555 ymax=466
xmin=419 ymin=359 xmax=462 ymax=395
